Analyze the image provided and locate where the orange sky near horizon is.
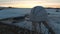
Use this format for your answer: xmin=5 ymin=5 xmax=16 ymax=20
xmin=0 ymin=1 xmax=60 ymax=8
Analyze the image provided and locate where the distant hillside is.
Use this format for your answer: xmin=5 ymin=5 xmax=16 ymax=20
xmin=0 ymin=6 xmax=60 ymax=11
xmin=0 ymin=7 xmax=13 ymax=10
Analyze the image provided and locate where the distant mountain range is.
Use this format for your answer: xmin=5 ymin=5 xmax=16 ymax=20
xmin=0 ymin=6 xmax=13 ymax=8
xmin=0 ymin=6 xmax=60 ymax=10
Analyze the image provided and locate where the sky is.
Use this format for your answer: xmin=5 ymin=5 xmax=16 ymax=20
xmin=0 ymin=0 xmax=60 ymax=8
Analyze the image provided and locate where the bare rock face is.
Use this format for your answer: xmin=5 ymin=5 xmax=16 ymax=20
xmin=30 ymin=6 xmax=48 ymax=22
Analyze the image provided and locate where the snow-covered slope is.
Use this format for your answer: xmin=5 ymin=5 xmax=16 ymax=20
xmin=0 ymin=8 xmax=31 ymax=19
xmin=0 ymin=8 xmax=60 ymax=34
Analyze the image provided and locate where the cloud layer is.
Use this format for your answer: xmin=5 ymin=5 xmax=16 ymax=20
xmin=0 ymin=0 xmax=60 ymax=3
xmin=0 ymin=0 xmax=60 ymax=8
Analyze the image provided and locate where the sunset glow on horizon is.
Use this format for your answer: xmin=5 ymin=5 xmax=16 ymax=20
xmin=0 ymin=0 xmax=60 ymax=8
